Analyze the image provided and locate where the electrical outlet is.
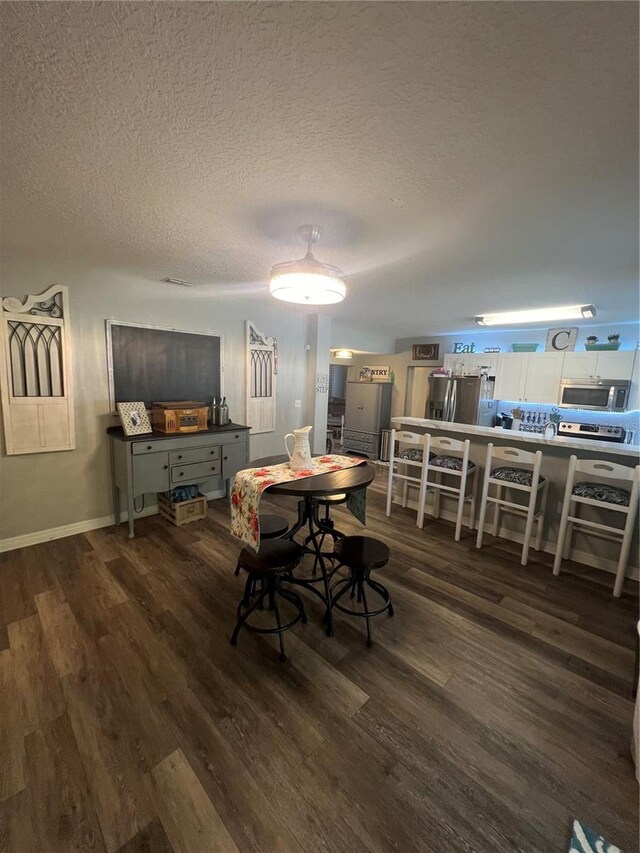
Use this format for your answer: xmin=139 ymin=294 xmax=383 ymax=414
xmin=294 ymin=399 xmax=302 ymax=408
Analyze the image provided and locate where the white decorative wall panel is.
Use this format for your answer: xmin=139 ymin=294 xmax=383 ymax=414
xmin=0 ymin=284 xmax=75 ymax=455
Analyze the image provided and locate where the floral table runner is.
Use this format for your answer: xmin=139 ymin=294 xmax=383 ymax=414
xmin=230 ymin=454 xmax=367 ymax=550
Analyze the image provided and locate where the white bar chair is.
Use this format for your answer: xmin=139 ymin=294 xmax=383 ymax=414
xmin=553 ymin=456 xmax=640 ymax=598
xmin=476 ymin=443 xmax=548 ymax=566
xmin=419 ymin=435 xmax=477 ymax=541
xmin=385 ymin=429 xmax=429 ymax=526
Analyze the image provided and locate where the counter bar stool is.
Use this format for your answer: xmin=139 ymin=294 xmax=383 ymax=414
xmin=385 ymin=429 xmax=429 ymax=526
xmin=419 ymin=435 xmax=477 ymax=541
xmin=231 ymin=539 xmax=306 ymax=662
xmin=553 ymin=457 xmax=640 ymax=598
xmin=476 ymin=444 xmax=548 ymax=567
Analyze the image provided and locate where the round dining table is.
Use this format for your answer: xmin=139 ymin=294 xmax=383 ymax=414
xmin=249 ymin=454 xmax=376 ymax=635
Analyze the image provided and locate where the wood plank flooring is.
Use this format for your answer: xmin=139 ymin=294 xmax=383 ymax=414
xmin=0 ymin=476 xmax=638 ymax=852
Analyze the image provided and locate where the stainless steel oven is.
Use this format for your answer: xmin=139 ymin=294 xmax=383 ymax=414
xmin=559 ymin=378 xmax=631 ymax=412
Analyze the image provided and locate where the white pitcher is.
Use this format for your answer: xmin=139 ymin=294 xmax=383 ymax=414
xmin=284 ymin=425 xmax=313 ymax=471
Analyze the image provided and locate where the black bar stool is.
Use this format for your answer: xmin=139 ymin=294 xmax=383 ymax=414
xmin=303 ymin=494 xmax=347 ymax=572
xmin=330 ymin=536 xmax=394 ymax=647
xmin=231 ymin=539 xmax=306 ymax=662
xmin=234 ymin=513 xmax=289 ymax=576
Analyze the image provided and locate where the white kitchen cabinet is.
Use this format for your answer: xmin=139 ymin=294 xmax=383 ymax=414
xmin=472 ymin=354 xmax=499 ymax=376
xmin=495 ymin=352 xmax=563 ymax=403
xmin=443 ymin=352 xmax=499 ymax=375
xmin=562 ymin=351 xmax=598 ymax=379
xmin=593 ymin=350 xmax=635 ymax=378
xmin=522 ymin=351 xmax=564 ymax=403
xmin=495 ymin=353 xmax=528 ymax=400
xmin=562 ymin=350 xmax=635 ymax=380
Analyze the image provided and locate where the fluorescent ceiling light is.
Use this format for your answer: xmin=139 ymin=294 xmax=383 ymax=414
xmin=269 ymin=225 xmax=346 ymax=305
xmin=334 ymin=349 xmax=353 ymax=359
xmin=475 ymin=304 xmax=596 ymax=326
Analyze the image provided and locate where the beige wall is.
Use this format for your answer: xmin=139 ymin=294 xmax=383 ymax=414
xmin=0 ymin=263 xmax=326 ymax=541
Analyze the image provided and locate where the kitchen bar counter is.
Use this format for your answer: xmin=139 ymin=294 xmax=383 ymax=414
xmin=391 ymin=417 xmax=640 ymax=459
xmin=389 ymin=416 xmax=639 ymax=583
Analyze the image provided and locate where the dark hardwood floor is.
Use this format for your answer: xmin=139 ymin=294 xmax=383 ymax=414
xmin=1 ymin=475 xmax=638 ymax=852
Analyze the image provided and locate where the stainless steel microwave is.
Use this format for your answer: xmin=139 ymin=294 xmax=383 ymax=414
xmin=559 ymin=378 xmax=631 ymax=412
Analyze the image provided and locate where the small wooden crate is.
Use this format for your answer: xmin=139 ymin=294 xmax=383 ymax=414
xmin=158 ymin=493 xmax=208 ymax=527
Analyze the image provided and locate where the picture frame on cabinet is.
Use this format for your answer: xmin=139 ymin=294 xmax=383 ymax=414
xmin=117 ymin=401 xmax=153 ymax=436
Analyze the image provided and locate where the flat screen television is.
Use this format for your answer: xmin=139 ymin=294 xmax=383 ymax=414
xmin=107 ymin=321 xmax=222 ymax=411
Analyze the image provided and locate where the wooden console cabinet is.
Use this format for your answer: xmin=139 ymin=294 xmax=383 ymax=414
xmin=108 ymin=423 xmax=250 ymax=537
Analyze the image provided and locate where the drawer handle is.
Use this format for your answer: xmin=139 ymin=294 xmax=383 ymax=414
xmin=224 ymin=455 xmax=228 ymax=460
xmin=234 ymin=434 xmax=239 ymax=439
xmin=147 ymin=445 xmax=152 ymax=450
xmin=212 ymin=466 xmax=217 ymax=471
xmin=163 ymin=465 xmax=168 ymax=470
xmin=178 ymin=454 xmax=183 ymax=460
xmin=210 ymin=450 xmax=216 ymax=455
xmin=179 ymin=472 xmax=184 ymax=477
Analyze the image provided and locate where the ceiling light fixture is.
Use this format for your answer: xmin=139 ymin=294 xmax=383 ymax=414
xmin=475 ymin=304 xmax=596 ymax=326
xmin=269 ymin=225 xmax=346 ymax=305
xmin=334 ymin=349 xmax=353 ymax=359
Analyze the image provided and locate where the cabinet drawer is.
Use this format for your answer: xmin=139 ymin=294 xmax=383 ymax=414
xmin=171 ymin=460 xmax=221 ymax=484
xmin=343 ymin=430 xmax=374 ymax=446
xmin=169 ymin=445 xmax=220 ymax=466
xmin=218 ymin=430 xmax=248 ymax=446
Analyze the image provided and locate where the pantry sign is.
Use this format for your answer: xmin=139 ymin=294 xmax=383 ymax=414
xmin=359 ymin=365 xmax=391 ymax=382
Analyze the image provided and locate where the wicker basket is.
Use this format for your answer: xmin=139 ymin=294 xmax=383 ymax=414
xmin=158 ymin=493 xmax=208 ymax=527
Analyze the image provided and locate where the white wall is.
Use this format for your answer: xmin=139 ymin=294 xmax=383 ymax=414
xmin=331 ymin=319 xmax=395 ymax=354
xmin=0 ymin=262 xmax=313 ymax=541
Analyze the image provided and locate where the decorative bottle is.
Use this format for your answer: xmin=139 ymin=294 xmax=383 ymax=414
xmin=219 ymin=396 xmax=229 ymax=426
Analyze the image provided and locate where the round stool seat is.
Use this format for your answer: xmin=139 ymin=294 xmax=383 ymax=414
xmin=334 ymin=536 xmax=390 ymax=570
xmin=238 ymin=539 xmax=301 ymax=574
xmin=315 ymin=493 xmax=348 ymax=506
xmin=259 ymin=513 xmax=289 ymax=539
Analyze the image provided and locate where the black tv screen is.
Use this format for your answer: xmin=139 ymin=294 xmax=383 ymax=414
xmin=109 ymin=322 xmax=221 ymax=409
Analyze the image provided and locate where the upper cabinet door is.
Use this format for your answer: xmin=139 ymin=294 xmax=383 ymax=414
xmin=495 ymin=354 xmax=528 ymax=401
xmin=562 ymin=351 xmax=598 ymax=379
xmin=522 ymin=352 xmax=564 ymax=404
xmin=594 ymin=350 xmax=635 ymax=378
xmin=472 ymin=354 xmax=498 ymax=376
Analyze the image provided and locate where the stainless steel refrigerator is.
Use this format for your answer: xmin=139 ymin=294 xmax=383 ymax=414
xmin=425 ymin=374 xmax=496 ymax=426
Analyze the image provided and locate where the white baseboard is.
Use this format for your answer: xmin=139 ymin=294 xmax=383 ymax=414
xmin=0 ymin=487 xmax=226 ymax=554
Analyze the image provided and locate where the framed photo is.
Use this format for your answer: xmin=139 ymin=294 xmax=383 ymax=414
xmin=412 ymin=343 xmax=440 ymax=361
xmin=116 ymin=401 xmax=153 ymax=435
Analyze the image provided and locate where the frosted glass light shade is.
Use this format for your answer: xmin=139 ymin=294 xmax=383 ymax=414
xmin=269 ymin=225 xmax=347 ymax=305
xmin=269 ymin=266 xmax=346 ymax=305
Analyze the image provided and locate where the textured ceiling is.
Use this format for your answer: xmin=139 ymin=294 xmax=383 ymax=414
xmin=1 ymin=1 xmax=638 ymax=337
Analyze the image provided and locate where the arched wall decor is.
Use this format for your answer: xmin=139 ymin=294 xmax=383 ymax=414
xmin=0 ymin=284 xmax=75 ymax=454
xmin=245 ymin=320 xmax=277 ymax=434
